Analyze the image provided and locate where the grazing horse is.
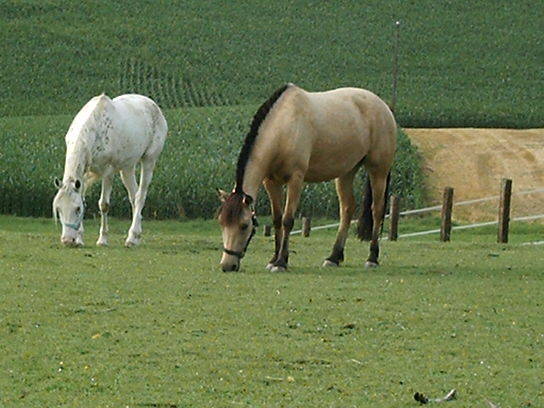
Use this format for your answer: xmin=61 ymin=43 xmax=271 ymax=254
xmin=53 ymin=94 xmax=167 ymax=247
xmin=217 ymin=83 xmax=396 ymax=272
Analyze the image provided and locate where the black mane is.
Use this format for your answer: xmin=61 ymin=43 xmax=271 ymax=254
xmin=234 ymin=84 xmax=290 ymax=193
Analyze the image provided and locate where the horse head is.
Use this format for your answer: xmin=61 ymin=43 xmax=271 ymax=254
xmin=53 ymin=177 xmax=85 ymax=247
xmin=217 ymin=189 xmax=258 ymax=272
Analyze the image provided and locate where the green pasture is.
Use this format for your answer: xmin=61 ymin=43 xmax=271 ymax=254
xmin=0 ymin=106 xmax=425 ymax=219
xmin=1 ymin=0 xmax=542 ymax=127
xmin=1 ymin=215 xmax=542 ymax=407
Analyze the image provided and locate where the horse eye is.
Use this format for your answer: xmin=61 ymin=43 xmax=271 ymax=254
xmin=76 ymin=206 xmax=81 ymax=213
xmin=240 ymin=224 xmax=249 ymax=231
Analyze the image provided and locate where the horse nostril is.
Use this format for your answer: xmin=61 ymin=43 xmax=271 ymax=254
xmin=62 ymin=237 xmax=76 ymax=246
xmin=222 ymin=263 xmax=238 ymax=272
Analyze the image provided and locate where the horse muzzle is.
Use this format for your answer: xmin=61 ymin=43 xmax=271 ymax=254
xmin=220 ymin=251 xmax=241 ymax=272
xmin=61 ymin=230 xmax=83 ymax=247
xmin=221 ymin=262 xmax=240 ymax=272
xmin=61 ymin=236 xmax=81 ymax=247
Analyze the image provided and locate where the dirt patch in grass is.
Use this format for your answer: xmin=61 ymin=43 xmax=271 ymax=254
xmin=405 ymin=128 xmax=544 ymax=222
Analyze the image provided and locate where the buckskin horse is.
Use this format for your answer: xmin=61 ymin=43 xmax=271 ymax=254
xmin=218 ymin=83 xmax=396 ymax=272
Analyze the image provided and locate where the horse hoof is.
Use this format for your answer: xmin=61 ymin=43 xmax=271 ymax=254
xmin=270 ymin=265 xmax=286 ymax=273
xmin=265 ymin=263 xmax=274 ymax=271
xmin=322 ymin=260 xmax=338 ymax=267
xmin=125 ymin=239 xmax=140 ymax=248
xmin=364 ymin=261 xmax=379 ymax=269
xmin=96 ymin=238 xmax=108 ymax=247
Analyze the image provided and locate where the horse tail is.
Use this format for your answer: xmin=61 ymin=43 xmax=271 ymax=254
xmin=383 ymin=172 xmax=392 ymax=231
xmin=357 ymin=171 xmax=391 ymax=241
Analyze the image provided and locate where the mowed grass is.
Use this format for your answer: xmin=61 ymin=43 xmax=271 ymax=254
xmin=1 ymin=215 xmax=542 ymax=407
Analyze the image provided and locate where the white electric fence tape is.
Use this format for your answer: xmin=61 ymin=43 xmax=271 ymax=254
xmin=290 ymin=187 xmax=544 ymax=236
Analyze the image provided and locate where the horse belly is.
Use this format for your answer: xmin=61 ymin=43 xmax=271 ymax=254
xmin=304 ymin=136 xmax=368 ymax=182
xmin=305 ymin=157 xmax=362 ymax=182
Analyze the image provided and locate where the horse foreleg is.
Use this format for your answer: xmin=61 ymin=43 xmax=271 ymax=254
xmin=324 ymin=169 xmax=357 ymax=267
xmin=97 ymin=174 xmax=114 ymax=246
xmin=126 ymin=159 xmax=155 ymax=247
xmin=263 ymin=178 xmax=283 ymax=270
xmin=272 ymin=172 xmax=304 ymax=272
xmin=365 ymin=169 xmax=388 ymax=268
xmin=73 ymin=222 xmax=85 ymax=247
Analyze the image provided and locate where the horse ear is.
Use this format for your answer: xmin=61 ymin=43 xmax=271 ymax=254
xmin=217 ymin=188 xmax=229 ymax=202
xmin=54 ymin=178 xmax=62 ymax=189
xmin=74 ymin=179 xmax=81 ymax=190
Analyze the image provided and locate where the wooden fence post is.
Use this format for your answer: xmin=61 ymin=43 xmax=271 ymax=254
xmin=440 ymin=187 xmax=454 ymax=242
xmin=302 ymin=217 xmax=311 ymax=237
xmin=497 ymin=178 xmax=512 ymax=243
xmin=388 ymin=195 xmax=400 ymax=241
xmin=263 ymin=225 xmax=271 ymax=237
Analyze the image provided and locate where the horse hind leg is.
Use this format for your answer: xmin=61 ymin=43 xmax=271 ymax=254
xmin=364 ymin=168 xmax=390 ymax=268
xmin=357 ymin=176 xmax=373 ymax=241
xmin=125 ymin=158 xmax=156 ymax=247
xmin=323 ymin=168 xmax=357 ymax=267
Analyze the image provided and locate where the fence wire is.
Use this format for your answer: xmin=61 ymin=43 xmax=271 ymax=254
xmin=290 ymin=187 xmax=544 ymax=236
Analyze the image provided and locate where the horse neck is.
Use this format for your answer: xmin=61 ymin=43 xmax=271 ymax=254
xmin=63 ymin=129 xmax=94 ymax=183
xmin=238 ymin=88 xmax=290 ymax=199
xmin=62 ymin=95 xmax=112 ymax=183
xmin=240 ymin=133 xmax=276 ymax=200
xmin=240 ymin=162 xmax=264 ymax=200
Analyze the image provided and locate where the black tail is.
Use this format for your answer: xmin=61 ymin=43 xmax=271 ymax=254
xmin=383 ymin=172 xmax=392 ymax=231
xmin=357 ymin=172 xmax=391 ymax=241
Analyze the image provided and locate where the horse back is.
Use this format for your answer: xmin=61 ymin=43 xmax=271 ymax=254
xmin=109 ymin=94 xmax=167 ymax=158
xmin=88 ymin=94 xmax=167 ymax=172
xmin=270 ymin=86 xmax=396 ymax=181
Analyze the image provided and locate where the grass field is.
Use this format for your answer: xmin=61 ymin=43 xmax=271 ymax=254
xmin=2 ymin=2 xmax=543 ymax=406
xmin=1 ymin=0 xmax=542 ymax=127
xmin=1 ymin=215 xmax=542 ymax=407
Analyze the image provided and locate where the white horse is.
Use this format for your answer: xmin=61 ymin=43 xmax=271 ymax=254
xmin=53 ymin=94 xmax=167 ymax=247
